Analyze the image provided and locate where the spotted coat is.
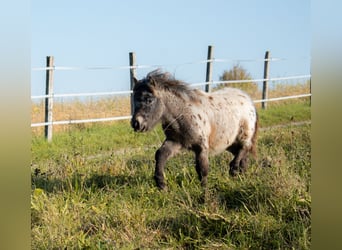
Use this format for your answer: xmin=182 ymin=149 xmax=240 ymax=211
xmin=131 ymin=69 xmax=258 ymax=190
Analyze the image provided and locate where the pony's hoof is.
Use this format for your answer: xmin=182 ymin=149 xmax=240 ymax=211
xmin=229 ymin=168 xmax=239 ymax=177
xmin=200 ymin=178 xmax=208 ymax=188
xmin=156 ymin=182 xmax=167 ymax=191
xmin=157 ymin=185 xmax=168 ymax=192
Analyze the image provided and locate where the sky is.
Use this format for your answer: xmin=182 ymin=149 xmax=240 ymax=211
xmin=31 ymin=0 xmax=311 ymax=98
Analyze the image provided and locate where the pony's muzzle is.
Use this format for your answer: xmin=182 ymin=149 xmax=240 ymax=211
xmin=131 ymin=115 xmax=146 ymax=132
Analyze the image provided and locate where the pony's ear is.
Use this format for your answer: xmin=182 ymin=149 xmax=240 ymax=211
xmin=147 ymin=76 xmax=156 ymax=87
xmin=133 ymin=77 xmax=138 ymax=86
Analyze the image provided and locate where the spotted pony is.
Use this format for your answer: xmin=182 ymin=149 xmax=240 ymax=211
xmin=131 ymin=69 xmax=258 ymax=190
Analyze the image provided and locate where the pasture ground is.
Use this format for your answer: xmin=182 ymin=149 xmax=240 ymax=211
xmin=31 ymin=98 xmax=311 ymax=249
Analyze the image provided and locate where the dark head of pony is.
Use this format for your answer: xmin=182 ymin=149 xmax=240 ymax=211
xmin=131 ymin=69 xmax=195 ymax=132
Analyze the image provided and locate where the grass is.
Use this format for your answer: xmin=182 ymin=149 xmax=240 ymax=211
xmin=258 ymin=101 xmax=311 ymax=127
xmin=31 ymin=97 xmax=311 ymax=249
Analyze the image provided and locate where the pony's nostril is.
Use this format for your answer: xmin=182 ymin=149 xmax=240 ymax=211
xmin=134 ymin=120 xmax=140 ymax=130
xmin=133 ymin=116 xmax=144 ymax=131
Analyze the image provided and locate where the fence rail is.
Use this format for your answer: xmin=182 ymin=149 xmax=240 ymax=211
xmin=31 ymin=93 xmax=311 ymax=128
xmin=31 ymin=90 xmax=133 ymax=100
xmin=31 ymin=57 xmax=287 ymax=72
xmin=30 ymin=74 xmax=311 ymax=100
xmin=31 ymin=47 xmax=311 ymax=141
xmin=31 ymin=116 xmax=132 ymax=127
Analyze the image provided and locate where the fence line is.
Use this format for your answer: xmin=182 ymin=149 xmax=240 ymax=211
xmin=31 ymin=116 xmax=132 ymax=127
xmin=32 ymin=64 xmax=153 ymax=72
xmin=30 ymin=93 xmax=311 ymax=128
xmin=31 ymin=90 xmax=133 ymax=100
xmin=253 ymin=93 xmax=311 ymax=103
xmin=31 ymin=47 xmax=311 ymax=141
xmin=189 ymin=74 xmax=311 ymax=88
xmin=30 ymin=74 xmax=311 ymax=100
xmin=31 ymin=56 xmax=294 ymax=72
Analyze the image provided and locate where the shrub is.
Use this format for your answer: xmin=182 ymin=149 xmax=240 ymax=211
xmin=215 ymin=64 xmax=258 ymax=95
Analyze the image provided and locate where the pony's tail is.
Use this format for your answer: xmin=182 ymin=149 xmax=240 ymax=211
xmin=250 ymin=112 xmax=258 ymax=158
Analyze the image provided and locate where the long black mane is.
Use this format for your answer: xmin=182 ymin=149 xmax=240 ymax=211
xmin=146 ymin=69 xmax=201 ymax=102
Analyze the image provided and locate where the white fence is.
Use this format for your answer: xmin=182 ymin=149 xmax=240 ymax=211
xmin=31 ymin=47 xmax=311 ymax=141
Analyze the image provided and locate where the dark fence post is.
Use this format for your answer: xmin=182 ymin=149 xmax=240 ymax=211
xmin=45 ymin=56 xmax=54 ymax=142
xmin=309 ymin=71 xmax=312 ymax=106
xmin=262 ymin=51 xmax=270 ymax=109
xmin=205 ymin=45 xmax=214 ymax=93
xmin=129 ymin=52 xmax=137 ymax=116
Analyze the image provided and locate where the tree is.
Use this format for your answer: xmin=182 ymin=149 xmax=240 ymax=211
xmin=214 ymin=64 xmax=258 ymax=95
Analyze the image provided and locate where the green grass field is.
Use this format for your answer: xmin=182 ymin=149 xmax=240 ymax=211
xmin=31 ymin=100 xmax=311 ymax=249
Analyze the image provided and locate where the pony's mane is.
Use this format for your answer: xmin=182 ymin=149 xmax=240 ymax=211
xmin=146 ymin=69 xmax=200 ymax=102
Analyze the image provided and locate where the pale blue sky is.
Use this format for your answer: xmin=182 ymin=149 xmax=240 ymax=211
xmin=31 ymin=0 xmax=310 ymax=97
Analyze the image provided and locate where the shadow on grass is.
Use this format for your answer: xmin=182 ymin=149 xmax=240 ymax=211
xmin=31 ymin=171 xmax=153 ymax=193
xmin=148 ymin=211 xmax=227 ymax=249
xmin=213 ymin=182 xmax=273 ymax=212
xmin=147 ymin=204 xmax=281 ymax=249
xmin=31 ymin=154 xmax=154 ymax=193
xmin=147 ymin=187 xmax=291 ymax=249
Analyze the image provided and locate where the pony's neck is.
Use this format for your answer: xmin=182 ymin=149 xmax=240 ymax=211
xmin=161 ymin=93 xmax=187 ymax=127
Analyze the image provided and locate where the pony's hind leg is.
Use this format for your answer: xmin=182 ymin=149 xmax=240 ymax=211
xmin=239 ymin=155 xmax=248 ymax=172
xmin=227 ymin=143 xmax=248 ymax=176
xmin=229 ymin=149 xmax=248 ymax=176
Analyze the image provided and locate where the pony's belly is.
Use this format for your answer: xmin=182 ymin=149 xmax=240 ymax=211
xmin=208 ymin=126 xmax=237 ymax=156
xmin=209 ymin=142 xmax=230 ymax=156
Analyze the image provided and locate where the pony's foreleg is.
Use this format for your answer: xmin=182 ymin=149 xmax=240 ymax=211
xmin=154 ymin=140 xmax=182 ymax=190
xmin=194 ymin=147 xmax=210 ymax=187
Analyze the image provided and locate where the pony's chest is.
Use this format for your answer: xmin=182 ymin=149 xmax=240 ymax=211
xmin=162 ymin=116 xmax=207 ymax=148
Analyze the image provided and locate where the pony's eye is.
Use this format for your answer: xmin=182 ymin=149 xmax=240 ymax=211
xmin=146 ymin=97 xmax=153 ymax=104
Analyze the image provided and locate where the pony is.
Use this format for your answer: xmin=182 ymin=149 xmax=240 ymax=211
xmin=131 ymin=69 xmax=258 ymax=190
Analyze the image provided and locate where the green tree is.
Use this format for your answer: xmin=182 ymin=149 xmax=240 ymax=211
xmin=215 ymin=64 xmax=258 ymax=95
